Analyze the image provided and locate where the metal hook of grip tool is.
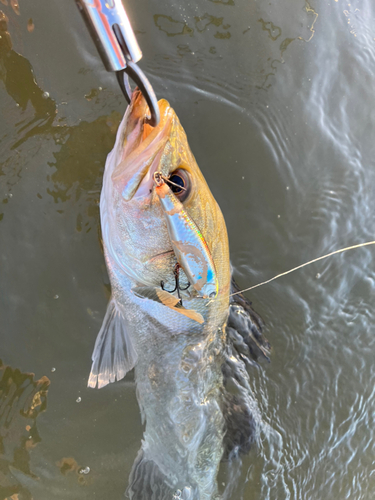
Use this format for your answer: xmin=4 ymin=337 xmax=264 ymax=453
xmin=75 ymin=0 xmax=160 ymax=127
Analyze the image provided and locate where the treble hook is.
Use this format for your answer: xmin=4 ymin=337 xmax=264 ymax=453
xmin=161 ymin=263 xmax=190 ymax=306
xmin=75 ymin=0 xmax=160 ymax=127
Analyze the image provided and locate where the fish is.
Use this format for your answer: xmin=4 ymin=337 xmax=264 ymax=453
xmin=88 ymin=90 xmax=271 ymax=499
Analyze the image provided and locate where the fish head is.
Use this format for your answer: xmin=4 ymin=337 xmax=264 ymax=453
xmin=106 ymin=91 xmax=230 ymax=301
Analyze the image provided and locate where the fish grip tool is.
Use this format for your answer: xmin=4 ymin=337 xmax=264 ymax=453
xmin=75 ymin=0 xmax=160 ymax=126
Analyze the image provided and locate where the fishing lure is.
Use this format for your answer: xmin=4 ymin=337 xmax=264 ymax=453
xmin=154 ymin=172 xmax=219 ymax=299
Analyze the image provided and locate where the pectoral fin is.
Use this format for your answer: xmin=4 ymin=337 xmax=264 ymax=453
xmin=132 ymin=287 xmax=204 ymax=324
xmin=88 ymin=298 xmax=138 ymax=389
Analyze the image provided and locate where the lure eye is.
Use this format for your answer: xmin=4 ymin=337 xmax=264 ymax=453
xmin=167 ymin=170 xmax=190 ymax=201
xmin=169 ymin=174 xmax=185 ymax=194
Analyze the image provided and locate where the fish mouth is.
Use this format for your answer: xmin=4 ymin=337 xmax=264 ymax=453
xmin=112 ymin=90 xmax=174 ymax=201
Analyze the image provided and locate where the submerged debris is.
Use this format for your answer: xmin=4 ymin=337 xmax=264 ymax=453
xmin=0 ymin=360 xmax=50 ymax=497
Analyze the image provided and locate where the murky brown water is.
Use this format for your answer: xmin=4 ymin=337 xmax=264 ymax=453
xmin=1 ymin=1 xmax=375 ymax=499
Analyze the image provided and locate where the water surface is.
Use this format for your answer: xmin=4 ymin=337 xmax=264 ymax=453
xmin=1 ymin=0 xmax=374 ymax=499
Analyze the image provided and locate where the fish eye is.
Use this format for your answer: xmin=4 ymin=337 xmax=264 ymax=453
xmin=167 ymin=169 xmax=190 ymax=201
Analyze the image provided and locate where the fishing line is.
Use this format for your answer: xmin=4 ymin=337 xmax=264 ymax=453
xmin=230 ymin=240 xmax=375 ymax=297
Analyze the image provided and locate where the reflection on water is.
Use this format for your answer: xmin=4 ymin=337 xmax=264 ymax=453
xmin=148 ymin=1 xmax=316 ymax=102
xmin=208 ymin=0 xmax=234 ymax=5
xmin=0 ymin=7 xmax=120 ymax=230
xmin=154 ymin=12 xmax=231 ymax=39
xmin=154 ymin=15 xmax=194 ymax=37
xmin=47 ymin=112 xmax=121 ymax=232
xmin=195 ymin=14 xmax=224 ymax=33
xmin=256 ymin=1 xmax=318 ymax=90
xmin=0 ymin=9 xmax=56 ymax=149
xmin=0 ymin=361 xmax=49 ymax=500
xmin=1 ymin=46 xmax=55 ymax=117
xmin=0 ymin=105 xmax=120 ymax=229
xmin=258 ymin=19 xmax=281 ymax=41
xmin=300 ymin=0 xmax=318 ymax=42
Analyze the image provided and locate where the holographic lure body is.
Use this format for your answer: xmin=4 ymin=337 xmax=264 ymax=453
xmin=154 ymin=173 xmax=218 ymax=299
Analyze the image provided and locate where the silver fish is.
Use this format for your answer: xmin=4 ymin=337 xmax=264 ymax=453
xmin=88 ymin=91 xmax=270 ymax=499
